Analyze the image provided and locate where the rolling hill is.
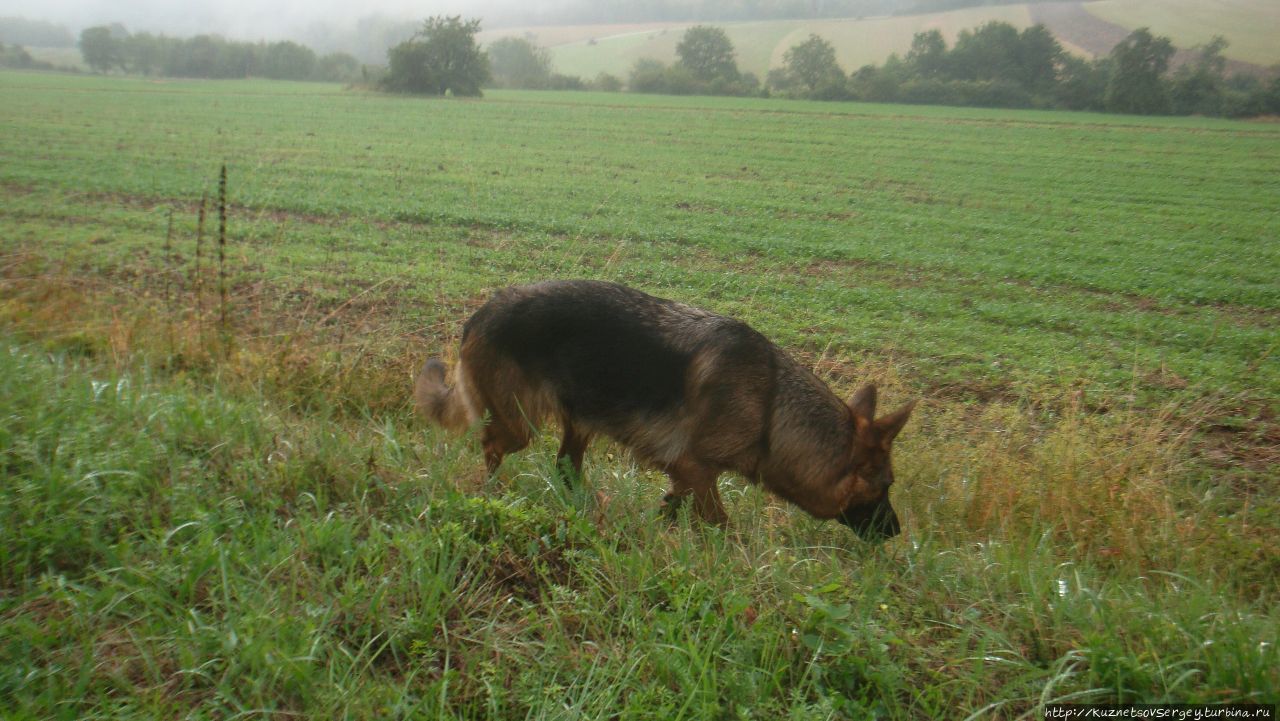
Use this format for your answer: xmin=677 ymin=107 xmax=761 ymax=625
xmin=477 ymin=0 xmax=1279 ymax=80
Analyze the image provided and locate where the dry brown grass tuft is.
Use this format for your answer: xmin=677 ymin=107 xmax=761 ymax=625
xmin=0 ymin=253 xmax=421 ymax=419
xmin=900 ymin=390 xmax=1278 ymax=595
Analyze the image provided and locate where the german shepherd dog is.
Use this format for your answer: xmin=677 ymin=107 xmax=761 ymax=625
xmin=415 ymin=280 xmax=915 ymax=539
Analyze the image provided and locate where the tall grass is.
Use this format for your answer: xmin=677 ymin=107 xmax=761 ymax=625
xmin=0 ymin=249 xmax=1274 ymax=718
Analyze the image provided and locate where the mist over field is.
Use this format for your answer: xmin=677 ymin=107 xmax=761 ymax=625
xmin=3 ymin=0 xmax=957 ymax=39
xmin=1 ymin=0 xmax=511 ymax=38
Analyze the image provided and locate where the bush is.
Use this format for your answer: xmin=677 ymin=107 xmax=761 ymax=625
xmin=317 ymin=52 xmax=361 ymax=83
xmin=848 ymin=63 xmax=903 ymax=103
xmin=807 ymin=76 xmax=850 ymax=101
xmin=628 ymin=58 xmax=668 ymax=93
xmin=627 ymin=58 xmax=758 ymax=97
xmin=897 ymin=78 xmax=962 ymax=106
xmin=487 ymin=36 xmax=552 ymax=89
xmin=1220 ymin=88 xmax=1267 ymax=118
xmin=0 ymin=43 xmax=54 ymax=70
xmin=956 ymin=78 xmax=1033 ymax=108
xmin=546 ymin=73 xmax=586 ymax=91
xmin=592 ymin=72 xmax=623 ymax=92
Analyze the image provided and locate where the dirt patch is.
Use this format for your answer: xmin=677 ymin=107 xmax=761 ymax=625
xmin=0 ymin=180 xmax=41 ymax=197
xmin=1031 ymin=1 xmax=1132 ymax=58
xmin=674 ymin=200 xmax=744 ymax=217
xmin=1192 ymin=400 xmax=1280 ymax=490
xmin=797 ymin=256 xmax=933 ymax=290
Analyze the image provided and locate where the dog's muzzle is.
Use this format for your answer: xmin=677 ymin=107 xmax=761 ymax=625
xmin=836 ymin=496 xmax=901 ymax=541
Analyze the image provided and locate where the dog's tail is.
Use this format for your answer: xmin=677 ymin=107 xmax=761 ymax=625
xmin=413 ymin=358 xmax=473 ymax=432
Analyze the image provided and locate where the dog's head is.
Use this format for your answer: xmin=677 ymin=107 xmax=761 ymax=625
xmin=838 ymin=384 xmax=915 ymax=541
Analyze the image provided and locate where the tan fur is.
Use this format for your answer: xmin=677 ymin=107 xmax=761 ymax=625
xmin=413 ymin=359 xmax=473 ymax=432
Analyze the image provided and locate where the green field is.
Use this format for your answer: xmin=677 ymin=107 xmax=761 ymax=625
xmin=1 ymin=71 xmax=1277 ymax=718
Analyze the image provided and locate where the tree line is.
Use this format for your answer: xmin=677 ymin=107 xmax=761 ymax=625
xmin=806 ymin=23 xmax=1280 ymax=117
xmin=378 ymin=20 xmax=764 ymax=97
xmin=614 ymin=21 xmax=1279 ymax=118
xmin=377 ymin=17 xmax=623 ymax=96
xmin=49 ymin=15 xmax=1280 ymax=119
xmin=77 ymin=24 xmax=361 ymax=82
xmin=0 ymin=16 xmax=74 ymax=47
xmin=380 ymin=17 xmax=1278 ymax=117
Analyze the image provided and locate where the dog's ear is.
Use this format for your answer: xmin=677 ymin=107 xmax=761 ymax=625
xmin=848 ymin=384 xmax=877 ymax=433
xmin=874 ymin=400 xmax=917 ymax=444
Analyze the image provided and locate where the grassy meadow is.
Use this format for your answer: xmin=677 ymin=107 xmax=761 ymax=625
xmin=1 ymin=70 xmax=1277 ymax=718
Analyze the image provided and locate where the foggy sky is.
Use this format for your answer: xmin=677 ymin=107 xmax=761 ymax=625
xmin=0 ymin=0 xmax=568 ymax=39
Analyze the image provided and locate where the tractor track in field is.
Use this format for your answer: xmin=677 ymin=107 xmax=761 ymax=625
xmin=4 ymin=180 xmax=1278 ymax=333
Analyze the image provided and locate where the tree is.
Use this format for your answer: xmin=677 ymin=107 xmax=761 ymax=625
xmin=1105 ymin=28 xmax=1174 ymax=114
xmin=780 ymin=34 xmax=845 ymax=98
xmin=214 ymin=39 xmax=255 ymax=78
xmin=1263 ymin=74 xmax=1280 ymax=115
xmin=949 ymin=21 xmax=1021 ymax=82
xmin=317 ymin=52 xmax=361 ymax=82
xmin=126 ymin=32 xmax=163 ymax=76
xmin=383 ymin=16 xmax=489 ymax=97
xmin=487 ymin=37 xmax=552 ymax=89
xmin=675 ymin=25 xmax=739 ymax=84
xmin=171 ymin=35 xmax=225 ymax=77
xmin=79 ymin=26 xmax=126 ymax=73
xmin=261 ymin=41 xmax=317 ymax=81
xmin=1171 ymin=36 xmax=1228 ymax=115
xmin=628 ymin=58 xmax=669 ymax=93
xmin=592 ymin=72 xmax=623 ymax=92
xmin=1055 ymin=55 xmax=1109 ymax=111
xmin=1014 ymin=24 xmax=1063 ymax=97
xmin=848 ymin=56 xmax=909 ymax=103
xmin=0 ymin=42 xmax=38 ymax=69
xmin=905 ymin=29 xmax=946 ymax=79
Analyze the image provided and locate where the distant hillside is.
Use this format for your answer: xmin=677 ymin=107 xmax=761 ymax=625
xmin=480 ymin=6 xmax=1036 ymax=80
xmin=1032 ymin=1 xmax=1275 ymax=78
xmin=1081 ymin=0 xmax=1278 ymax=66
xmin=479 ymin=0 xmax=1278 ymax=80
